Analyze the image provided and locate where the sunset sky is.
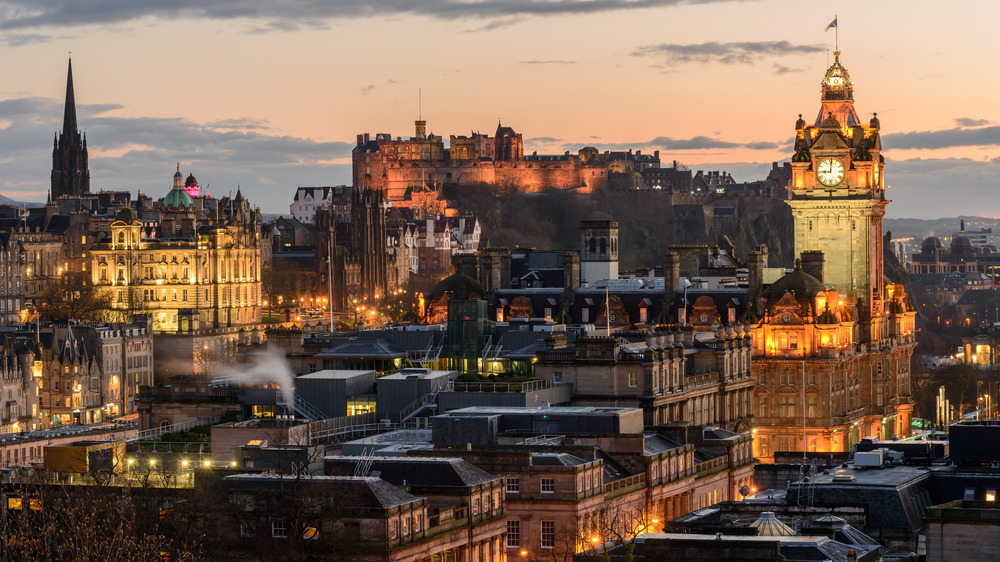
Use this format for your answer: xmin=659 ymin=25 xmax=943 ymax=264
xmin=0 ymin=0 xmax=997 ymax=218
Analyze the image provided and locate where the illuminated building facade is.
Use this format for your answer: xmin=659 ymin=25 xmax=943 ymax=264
xmin=89 ymin=173 xmax=263 ymax=338
xmin=750 ymin=52 xmax=917 ymax=462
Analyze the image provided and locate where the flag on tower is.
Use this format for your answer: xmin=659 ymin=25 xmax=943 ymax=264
xmin=826 ymin=17 xmax=837 ymax=31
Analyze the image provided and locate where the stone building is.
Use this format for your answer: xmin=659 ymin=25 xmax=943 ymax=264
xmin=0 ymin=232 xmax=26 ymax=326
xmin=89 ymin=186 xmax=263 ymax=336
xmin=0 ymin=335 xmax=39 ymax=432
xmin=352 ymin=120 xmax=608 ymax=201
xmin=749 ymin=51 xmax=917 ymax=462
xmin=535 ymin=329 xmax=754 ymax=431
xmin=356 ymin=405 xmax=755 ymax=560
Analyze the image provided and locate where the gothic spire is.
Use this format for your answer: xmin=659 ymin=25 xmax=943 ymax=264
xmin=63 ymin=58 xmax=78 ymax=136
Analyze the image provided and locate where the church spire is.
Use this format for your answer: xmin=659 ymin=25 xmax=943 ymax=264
xmin=63 ymin=58 xmax=78 ymax=136
xmin=51 ymin=57 xmax=90 ymax=199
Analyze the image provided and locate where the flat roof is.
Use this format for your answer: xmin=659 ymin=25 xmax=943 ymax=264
xmin=298 ymin=369 xmax=375 ymax=380
xmin=379 ymin=369 xmax=456 ymax=381
xmin=793 ymin=465 xmax=934 ymax=488
xmin=443 ymin=405 xmax=638 ymax=416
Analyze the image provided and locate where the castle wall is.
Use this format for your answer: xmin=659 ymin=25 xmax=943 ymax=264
xmin=354 ymin=154 xmax=607 ymax=200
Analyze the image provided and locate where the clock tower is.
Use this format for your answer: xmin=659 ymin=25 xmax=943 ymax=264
xmin=787 ymin=51 xmax=887 ymax=341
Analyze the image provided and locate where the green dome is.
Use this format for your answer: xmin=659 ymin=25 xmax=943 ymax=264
xmin=164 ymin=186 xmax=194 ymax=210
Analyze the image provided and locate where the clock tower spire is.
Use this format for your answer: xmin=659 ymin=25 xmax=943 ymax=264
xmin=787 ymin=51 xmax=887 ymax=341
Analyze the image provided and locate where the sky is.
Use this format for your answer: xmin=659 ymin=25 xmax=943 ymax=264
xmin=0 ymin=0 xmax=997 ymax=219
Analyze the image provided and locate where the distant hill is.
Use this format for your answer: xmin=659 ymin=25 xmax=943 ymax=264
xmin=885 ymin=216 xmax=1000 ymax=241
xmin=0 ymin=193 xmax=44 ymax=208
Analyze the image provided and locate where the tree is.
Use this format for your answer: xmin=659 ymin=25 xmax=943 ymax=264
xmin=38 ymin=273 xmax=114 ymax=322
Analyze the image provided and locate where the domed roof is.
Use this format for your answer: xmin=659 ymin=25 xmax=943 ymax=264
xmin=921 ymin=236 xmax=943 ymax=253
xmin=951 ymin=235 xmax=975 ymax=255
xmin=428 ymin=268 xmax=485 ymax=302
xmin=185 ymin=173 xmax=198 ymax=186
xmin=819 ymin=112 xmax=841 ymax=129
xmin=164 ymin=186 xmax=194 ymax=210
xmin=764 ymin=259 xmax=825 ymax=304
xmin=114 ymin=207 xmax=137 ymax=224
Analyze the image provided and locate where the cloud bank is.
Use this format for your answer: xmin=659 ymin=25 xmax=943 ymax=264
xmin=0 ymin=0 xmax=733 ymax=34
xmin=632 ymin=41 xmax=824 ymax=65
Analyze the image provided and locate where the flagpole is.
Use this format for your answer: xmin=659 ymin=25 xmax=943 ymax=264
xmin=835 ymin=14 xmax=839 ymax=51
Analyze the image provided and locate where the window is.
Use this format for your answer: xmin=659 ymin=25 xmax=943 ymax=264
xmin=391 ymin=520 xmax=399 ymax=539
xmin=965 ymin=488 xmax=976 ymax=500
xmin=473 ymin=498 xmax=479 ymax=515
xmin=541 ymin=521 xmax=555 ymax=548
xmin=507 ymin=520 xmax=520 ymax=548
xmin=779 ymin=395 xmax=795 ymax=418
xmin=988 ymin=489 xmax=997 ymax=502
xmin=758 ymin=436 xmax=768 ymax=458
xmin=779 ymin=436 xmax=795 ymax=452
xmin=271 ymin=520 xmax=288 ymax=539
xmin=414 ymin=514 xmax=423 ymax=533
xmin=240 ymin=522 xmax=255 ymax=538
xmin=541 ymin=478 xmax=554 ymax=493
xmin=628 ymin=372 xmax=638 ymax=388
xmin=553 ymin=372 xmax=563 ymax=385
xmin=402 ymin=516 xmax=410 ymax=536
xmin=758 ymin=395 xmax=767 ymax=418
xmin=808 ymin=395 xmax=817 ymax=418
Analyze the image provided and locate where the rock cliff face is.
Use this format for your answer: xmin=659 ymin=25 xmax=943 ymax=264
xmin=447 ymin=184 xmax=795 ymax=269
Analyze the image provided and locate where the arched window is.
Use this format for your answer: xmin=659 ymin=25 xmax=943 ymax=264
xmin=600 ymin=238 xmax=607 ymax=253
xmin=589 ymin=238 xmax=597 ymax=253
xmin=778 ymin=332 xmax=788 ymax=349
xmin=117 ymin=232 xmax=125 ymax=246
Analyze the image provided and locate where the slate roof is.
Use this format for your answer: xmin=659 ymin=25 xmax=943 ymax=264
xmin=315 ymin=339 xmax=406 ymax=359
xmin=531 ymin=453 xmax=589 ymax=467
xmin=222 ymin=474 xmax=420 ymax=510
xmin=326 ymin=456 xmax=499 ymax=488
xmin=643 ymin=433 xmax=685 ymax=455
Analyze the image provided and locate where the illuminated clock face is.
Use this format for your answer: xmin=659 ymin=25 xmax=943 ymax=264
xmin=817 ymin=158 xmax=845 ymax=187
xmin=827 ymin=76 xmax=843 ymax=87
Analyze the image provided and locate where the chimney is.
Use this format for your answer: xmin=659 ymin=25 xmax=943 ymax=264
xmin=563 ymin=252 xmax=580 ymax=292
xmin=961 ymin=219 xmax=965 ymax=232
xmin=747 ymin=245 xmax=767 ymax=302
xmin=801 ymin=250 xmax=825 ymax=283
xmin=357 ymin=134 xmax=364 ymax=147
xmin=664 ymin=252 xmax=680 ymax=302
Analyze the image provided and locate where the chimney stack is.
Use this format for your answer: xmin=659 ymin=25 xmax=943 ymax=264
xmin=664 ymin=251 xmax=680 ymax=304
xmin=747 ymin=245 xmax=768 ymax=302
xmin=801 ymin=250 xmax=825 ymax=283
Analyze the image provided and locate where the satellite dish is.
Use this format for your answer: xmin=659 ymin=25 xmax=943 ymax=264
xmin=740 ymin=485 xmax=750 ymax=497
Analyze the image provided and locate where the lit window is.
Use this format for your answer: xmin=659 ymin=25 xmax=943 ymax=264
xmin=628 ymin=372 xmax=638 ymax=388
xmin=988 ymin=489 xmax=997 ymax=502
